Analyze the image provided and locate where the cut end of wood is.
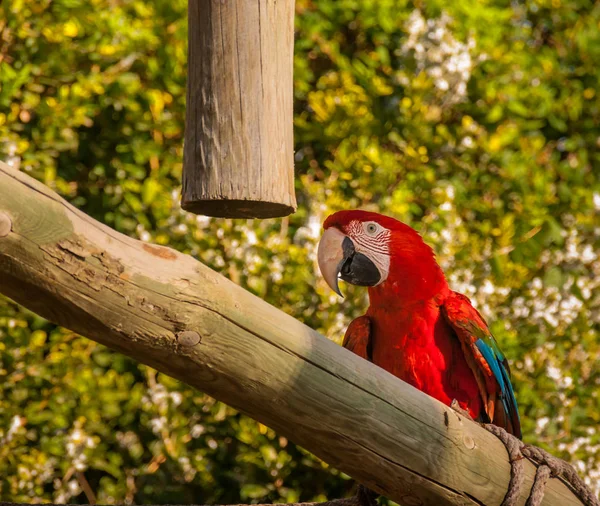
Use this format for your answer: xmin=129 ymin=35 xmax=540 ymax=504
xmin=181 ymin=199 xmax=296 ymax=219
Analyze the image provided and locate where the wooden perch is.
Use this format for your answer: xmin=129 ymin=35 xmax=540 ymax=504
xmin=0 ymin=161 xmax=584 ymax=506
xmin=182 ymin=0 xmax=297 ymax=218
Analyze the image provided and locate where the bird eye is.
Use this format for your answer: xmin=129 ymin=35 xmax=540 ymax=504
xmin=365 ymin=222 xmax=378 ymax=235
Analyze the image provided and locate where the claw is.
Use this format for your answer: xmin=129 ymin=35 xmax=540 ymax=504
xmin=450 ymin=399 xmax=475 ymax=421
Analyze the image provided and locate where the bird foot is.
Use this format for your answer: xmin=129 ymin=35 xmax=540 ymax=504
xmin=356 ymin=484 xmax=378 ymax=506
xmin=450 ymin=399 xmax=475 ymax=421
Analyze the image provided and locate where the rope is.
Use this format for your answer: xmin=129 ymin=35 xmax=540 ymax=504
xmin=484 ymin=424 xmax=600 ymax=506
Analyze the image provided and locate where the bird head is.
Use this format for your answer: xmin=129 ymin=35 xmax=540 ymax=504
xmin=317 ymin=210 xmax=447 ymax=302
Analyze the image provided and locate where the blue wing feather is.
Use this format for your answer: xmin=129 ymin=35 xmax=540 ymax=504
xmin=443 ymin=291 xmax=522 ymax=439
xmin=499 ymin=356 xmax=521 ymax=427
xmin=475 ymin=339 xmax=519 ymax=422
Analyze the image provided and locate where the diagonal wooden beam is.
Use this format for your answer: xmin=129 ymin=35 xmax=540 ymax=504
xmin=0 ymin=161 xmax=583 ymax=506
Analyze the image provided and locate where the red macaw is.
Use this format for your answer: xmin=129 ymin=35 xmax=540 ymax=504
xmin=317 ymin=210 xmax=521 ymax=438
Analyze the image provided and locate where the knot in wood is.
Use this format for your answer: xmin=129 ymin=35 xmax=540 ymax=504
xmin=463 ymin=434 xmax=475 ymax=450
xmin=0 ymin=212 xmax=12 ymax=237
xmin=177 ymin=330 xmax=201 ymax=347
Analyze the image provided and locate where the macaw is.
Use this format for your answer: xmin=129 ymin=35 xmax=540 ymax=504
xmin=317 ymin=210 xmax=521 ymax=438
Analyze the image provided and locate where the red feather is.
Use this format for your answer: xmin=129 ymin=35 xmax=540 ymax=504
xmin=342 ymin=315 xmax=372 ymax=361
xmin=333 ymin=211 xmax=521 ymax=437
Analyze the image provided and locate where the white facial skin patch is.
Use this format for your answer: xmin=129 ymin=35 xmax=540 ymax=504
xmin=347 ymin=221 xmax=391 ymax=286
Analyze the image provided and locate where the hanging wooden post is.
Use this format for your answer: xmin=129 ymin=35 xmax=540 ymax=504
xmin=183 ymin=0 xmax=297 ymax=219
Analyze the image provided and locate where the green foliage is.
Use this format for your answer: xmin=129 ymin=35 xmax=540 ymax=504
xmin=1 ymin=0 xmax=600 ymax=502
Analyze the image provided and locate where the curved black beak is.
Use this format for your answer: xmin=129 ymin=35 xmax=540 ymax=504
xmin=338 ymin=237 xmax=381 ymax=288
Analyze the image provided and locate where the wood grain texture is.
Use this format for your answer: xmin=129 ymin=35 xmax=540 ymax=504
xmin=0 ymin=161 xmax=585 ymax=506
xmin=183 ymin=0 xmax=297 ymax=218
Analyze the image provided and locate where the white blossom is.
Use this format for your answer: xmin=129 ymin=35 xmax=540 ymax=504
xmin=402 ymin=10 xmax=477 ymax=104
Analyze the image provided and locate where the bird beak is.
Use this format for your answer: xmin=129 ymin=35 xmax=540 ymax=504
xmin=317 ymin=228 xmax=381 ymax=297
xmin=318 ymin=227 xmax=346 ymax=296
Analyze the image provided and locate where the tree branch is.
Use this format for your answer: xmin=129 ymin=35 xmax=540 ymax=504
xmin=0 ymin=162 xmax=583 ymax=506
